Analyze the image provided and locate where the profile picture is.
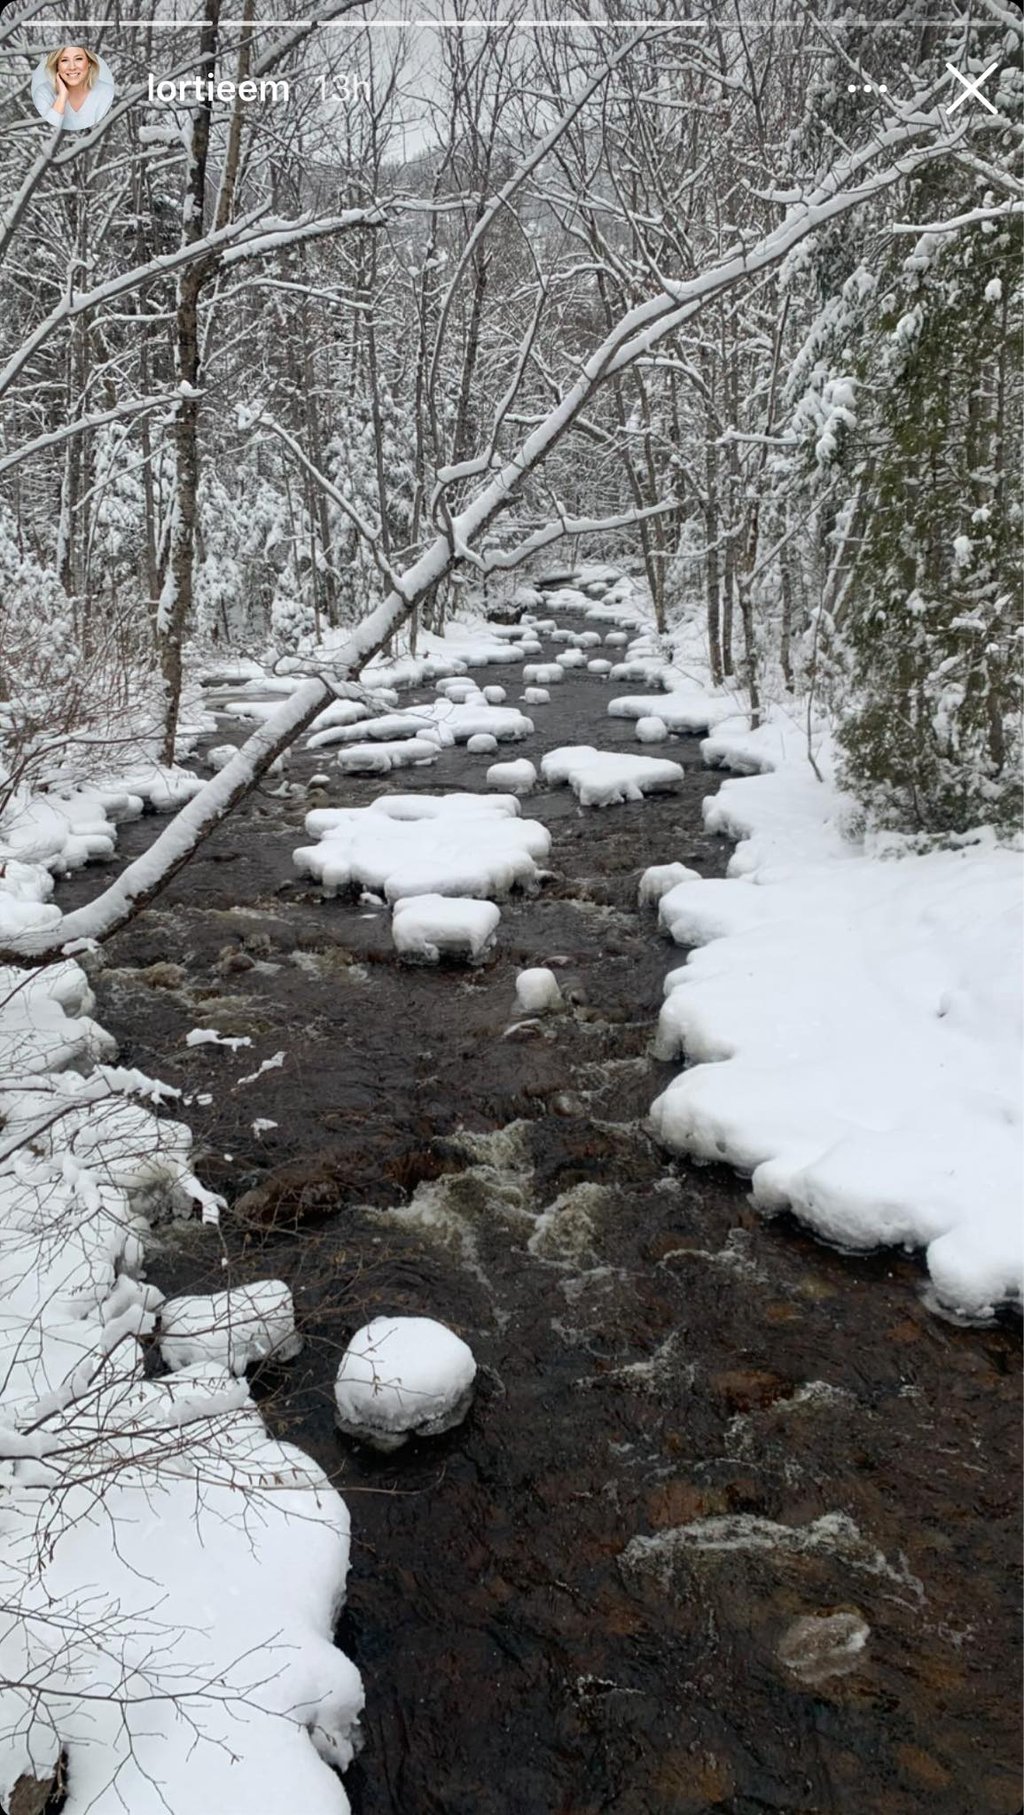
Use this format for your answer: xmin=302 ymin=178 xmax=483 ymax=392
xmin=32 ymin=45 xmax=115 ymax=132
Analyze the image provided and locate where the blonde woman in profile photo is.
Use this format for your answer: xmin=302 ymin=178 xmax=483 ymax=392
xmin=32 ymin=45 xmax=115 ymax=131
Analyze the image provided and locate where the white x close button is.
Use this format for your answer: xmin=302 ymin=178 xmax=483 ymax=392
xmin=945 ymin=60 xmax=1001 ymax=114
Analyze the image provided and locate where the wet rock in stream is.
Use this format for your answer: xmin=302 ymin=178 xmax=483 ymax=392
xmin=56 ymin=647 xmax=1021 ymax=1814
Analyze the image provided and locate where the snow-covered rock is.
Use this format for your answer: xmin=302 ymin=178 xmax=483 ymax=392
xmin=335 ymin=737 xmax=439 ymax=774
xmin=514 ymin=967 xmax=563 ymax=1014
xmin=205 ymin=744 xmax=240 ymax=772
xmin=420 ymin=702 xmax=534 ymax=743
xmin=483 ymin=685 xmax=506 ymax=704
xmin=313 ymin=711 xmax=451 ymax=750
xmin=334 ymin=1316 xmax=477 ymax=1450
xmin=522 ymin=687 xmax=550 ymax=705
xmin=609 ymin=690 xmax=733 ymax=734
xmin=638 ymin=862 xmax=702 ymax=907
xmin=541 ymin=745 xmax=685 ymax=806
xmin=296 ymin=794 xmax=548 ymax=902
xmin=466 ymin=733 xmax=499 ymax=754
xmin=391 ymin=894 xmax=500 ymax=963
xmin=307 ymin=698 xmax=372 ymax=738
xmin=486 ymin=759 xmax=537 ymax=796
xmin=160 ymin=1282 xmax=302 ymax=1375
xmin=636 ymin=715 xmax=669 ymax=743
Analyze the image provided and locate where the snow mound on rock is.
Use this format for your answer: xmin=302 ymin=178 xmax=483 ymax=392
xmin=160 ymin=1282 xmax=302 ymax=1375
xmin=420 ymin=702 xmax=534 ymax=743
xmin=335 ymin=1316 xmax=477 ymax=1450
xmin=391 ymin=895 xmax=500 ymax=963
xmin=540 ymin=745 xmax=685 ymax=807
xmin=636 ymin=715 xmax=669 ymax=743
xmin=514 ymin=967 xmax=562 ymax=1013
xmin=335 ymin=737 xmax=439 ymax=774
xmin=638 ymin=862 xmax=702 ymax=906
xmin=295 ymin=794 xmax=549 ymax=902
xmin=486 ymin=758 xmax=536 ymax=795
xmin=609 ymin=690 xmax=734 ymax=734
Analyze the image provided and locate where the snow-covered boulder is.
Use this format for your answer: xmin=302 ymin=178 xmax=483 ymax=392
xmin=587 ymin=659 xmax=612 ymax=676
xmin=205 ymin=744 xmax=239 ymax=772
xmin=541 ymin=745 xmax=685 ymax=807
xmin=391 ymin=895 xmax=500 ymax=963
xmin=418 ymin=702 xmax=534 ymax=743
xmin=514 ymin=967 xmax=562 ymax=1014
xmin=466 ymin=733 xmax=499 ymax=754
xmin=522 ymin=687 xmax=550 ymax=705
xmin=540 ymin=745 xmax=603 ymax=786
xmin=482 ymin=685 xmax=506 ymax=704
xmin=636 ymin=715 xmax=669 ymax=743
xmin=335 ymin=737 xmax=438 ymax=774
xmin=638 ymin=862 xmax=702 ymax=907
xmin=486 ymin=759 xmax=537 ymax=796
xmin=296 ymin=794 xmax=548 ymax=901
xmin=309 ymin=697 xmax=373 ymax=732
xmin=319 ymin=712 xmax=451 ymax=748
xmin=609 ymin=690 xmax=734 ymax=734
xmin=160 ymin=1282 xmax=302 ymax=1375
xmin=334 ymin=1316 xmax=477 ymax=1451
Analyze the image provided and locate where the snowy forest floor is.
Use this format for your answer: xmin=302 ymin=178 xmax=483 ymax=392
xmin=54 ymin=626 xmax=1022 ymax=1815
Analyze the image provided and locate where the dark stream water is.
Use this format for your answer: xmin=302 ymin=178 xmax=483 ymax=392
xmin=59 ymin=632 xmax=1021 ymax=1815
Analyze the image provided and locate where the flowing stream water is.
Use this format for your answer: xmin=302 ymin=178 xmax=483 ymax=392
xmin=59 ymin=629 xmax=1021 ymax=1815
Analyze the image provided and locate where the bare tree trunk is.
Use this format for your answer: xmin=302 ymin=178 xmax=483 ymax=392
xmin=158 ymin=0 xmax=220 ymax=764
xmin=780 ymin=531 xmax=795 ymax=691
xmin=704 ymin=399 xmax=723 ymax=684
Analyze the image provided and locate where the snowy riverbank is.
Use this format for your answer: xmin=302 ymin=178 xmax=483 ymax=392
xmin=0 ymin=774 xmax=364 ymax=1813
xmin=648 ymin=756 xmax=1022 ymax=1319
xmin=595 ymin=627 xmax=1022 ymax=1318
